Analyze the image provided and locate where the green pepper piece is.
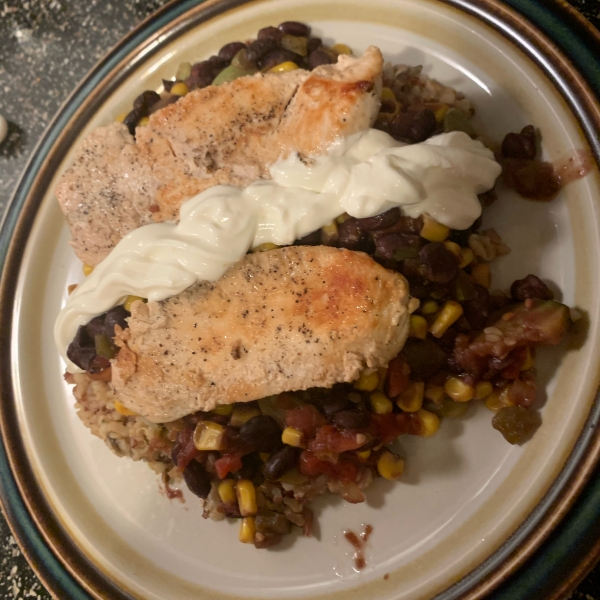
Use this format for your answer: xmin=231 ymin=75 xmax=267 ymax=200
xmin=212 ymin=64 xmax=257 ymax=86
xmin=94 ymin=334 xmax=116 ymax=360
xmin=443 ymin=108 xmax=476 ymax=137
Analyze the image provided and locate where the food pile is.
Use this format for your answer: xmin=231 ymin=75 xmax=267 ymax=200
xmin=60 ymin=21 xmax=574 ymax=549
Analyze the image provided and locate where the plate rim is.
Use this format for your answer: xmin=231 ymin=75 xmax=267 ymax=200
xmin=1 ymin=0 xmax=599 ymax=599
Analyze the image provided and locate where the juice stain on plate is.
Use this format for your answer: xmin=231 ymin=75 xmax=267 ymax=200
xmin=344 ymin=524 xmax=373 ymax=571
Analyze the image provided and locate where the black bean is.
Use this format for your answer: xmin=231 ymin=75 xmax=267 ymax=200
xmin=264 ymin=446 xmax=300 ymax=481
xmin=448 ymin=226 xmax=473 ymax=247
xmin=239 ymin=415 xmax=282 ymax=452
xmin=337 ymin=218 xmax=365 ymax=249
xmin=510 ymin=274 xmax=554 ymax=301
xmin=407 ymin=109 xmax=437 ymax=143
xmin=87 ymin=354 xmax=110 ymax=374
xmin=370 ymin=215 xmax=423 ymax=240
xmin=236 ymin=453 xmax=263 ymax=480
xmin=375 ymin=233 xmax=419 ymax=260
xmin=257 ymin=26 xmax=283 ymax=42
xmin=320 ymin=388 xmax=352 ymax=418
xmin=294 ymin=229 xmax=321 ymax=246
xmin=85 ymin=315 xmax=106 ymax=339
xmin=355 ymin=208 xmax=401 ymax=231
xmin=133 ymin=90 xmax=161 ymax=111
xmin=246 ymin=37 xmax=280 ymax=64
xmin=333 ymin=409 xmax=371 ymax=429
xmin=218 ymin=41 xmax=247 ymax=62
xmin=502 ymin=125 xmax=537 ymax=160
xmin=104 ymin=305 xmax=129 ymax=337
xmin=501 ymin=158 xmax=561 ymax=201
xmin=463 ymin=284 xmax=491 ymax=330
xmin=66 ymin=326 xmax=96 ymax=371
xmin=186 ymin=60 xmax=224 ymax=90
xmin=122 ymin=106 xmax=145 ymax=136
xmin=162 ymin=79 xmax=175 ymax=93
xmin=183 ymin=460 xmax=211 ymax=498
xmin=402 ymin=339 xmax=447 ymax=380
xmin=307 ymin=37 xmax=322 ymax=54
xmin=309 ymin=48 xmax=335 ymax=70
xmin=259 ymin=48 xmax=303 ymax=71
xmin=418 ymin=242 xmax=459 ymax=284
xmin=278 ymin=21 xmax=311 ymax=37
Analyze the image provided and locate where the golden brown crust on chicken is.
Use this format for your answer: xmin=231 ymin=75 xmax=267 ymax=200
xmin=112 ymin=246 xmax=410 ymax=423
xmin=56 ymin=48 xmax=383 ymax=267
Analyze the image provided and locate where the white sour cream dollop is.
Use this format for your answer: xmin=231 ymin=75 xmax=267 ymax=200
xmin=56 ymin=129 xmax=501 ymax=371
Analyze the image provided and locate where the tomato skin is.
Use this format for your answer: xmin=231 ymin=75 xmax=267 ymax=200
xmin=214 ymin=452 xmax=243 ymax=479
xmin=299 ymin=450 xmax=360 ymax=483
xmin=172 ymin=428 xmax=200 ymax=470
xmin=308 ymin=425 xmax=366 ymax=454
xmin=285 ymin=405 xmax=327 ymax=438
xmin=386 ymin=356 xmax=410 ymax=398
xmin=371 ymin=413 xmax=421 ymax=444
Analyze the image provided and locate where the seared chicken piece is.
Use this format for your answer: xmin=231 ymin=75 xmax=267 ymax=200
xmin=56 ymin=48 xmax=383 ymax=267
xmin=112 ymin=246 xmax=412 ymax=423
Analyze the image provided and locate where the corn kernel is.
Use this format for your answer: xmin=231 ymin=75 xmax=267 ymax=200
xmin=434 ymin=104 xmax=450 ymax=122
xmin=409 ymin=315 xmax=428 ymax=340
xmin=354 ymin=370 xmax=379 ymax=392
xmin=381 ymin=87 xmax=396 ymax=102
xmin=282 ymin=427 xmax=304 ymax=447
xmin=138 ymin=116 xmax=150 ymax=127
xmin=336 ymin=213 xmax=351 ymax=224
xmin=444 ymin=241 xmax=462 ymax=260
xmin=444 ymin=377 xmax=475 ymax=402
xmin=239 ymin=516 xmax=256 ymax=543
xmin=171 ymin=82 xmax=189 ymax=96
xmin=115 ymin=112 xmax=128 ymax=123
xmin=259 ymin=452 xmax=270 ymax=462
xmin=229 ymin=406 xmax=261 ymax=428
xmin=321 ymin=220 xmax=339 ymax=244
xmin=252 ymin=242 xmax=279 ymax=252
xmin=416 ymin=409 xmax=441 ymax=437
xmin=521 ymin=347 xmax=535 ymax=371
xmin=211 ymin=404 xmax=233 ymax=416
xmin=193 ymin=421 xmax=225 ymax=451
xmin=82 ymin=263 xmax=94 ymax=276
xmin=377 ymin=449 xmax=405 ymax=480
xmin=236 ymin=479 xmax=258 ymax=516
xmin=278 ymin=468 xmax=309 ymax=485
xmin=123 ymin=295 xmax=145 ymax=312
xmin=424 ymin=384 xmax=446 ymax=404
xmin=421 ymin=300 xmax=439 ymax=315
xmin=269 ymin=61 xmax=299 ymax=73
xmin=430 ymin=301 xmax=463 ymax=338
xmin=357 ymin=449 xmax=371 ymax=461
xmin=459 ymin=247 xmax=475 ymax=269
xmin=114 ymin=400 xmax=137 ymax=416
xmin=396 ymin=382 xmax=424 ymax=412
xmin=218 ymin=479 xmax=236 ymax=504
xmin=474 ymin=381 xmax=494 ymax=400
xmin=484 ymin=387 xmax=513 ymax=412
xmin=331 ymin=43 xmax=352 ymax=55
xmin=471 ymin=263 xmax=491 ymax=288
xmin=421 ymin=214 xmax=450 ymax=242
xmin=369 ymin=391 xmax=393 ymax=414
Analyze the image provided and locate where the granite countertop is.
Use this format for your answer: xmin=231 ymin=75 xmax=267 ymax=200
xmin=1 ymin=0 xmax=600 ymax=598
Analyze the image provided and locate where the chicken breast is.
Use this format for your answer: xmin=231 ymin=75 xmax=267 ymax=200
xmin=56 ymin=47 xmax=383 ymax=267
xmin=112 ymin=246 xmax=412 ymax=423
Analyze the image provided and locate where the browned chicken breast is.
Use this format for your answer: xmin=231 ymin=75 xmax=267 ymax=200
xmin=56 ymin=47 xmax=383 ymax=267
xmin=112 ymin=246 xmax=412 ymax=423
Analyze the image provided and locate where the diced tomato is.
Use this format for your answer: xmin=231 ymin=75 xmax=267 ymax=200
xmin=214 ymin=452 xmax=243 ymax=479
xmin=308 ymin=425 xmax=366 ymax=454
xmin=285 ymin=405 xmax=327 ymax=438
xmin=386 ymin=356 xmax=411 ymax=398
xmin=371 ymin=413 xmax=421 ymax=444
xmin=299 ymin=450 xmax=360 ymax=483
xmin=508 ymin=379 xmax=537 ymax=408
xmin=172 ymin=428 xmax=200 ymax=470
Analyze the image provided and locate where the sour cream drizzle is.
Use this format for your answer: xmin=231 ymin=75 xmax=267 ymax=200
xmin=56 ymin=129 xmax=501 ymax=372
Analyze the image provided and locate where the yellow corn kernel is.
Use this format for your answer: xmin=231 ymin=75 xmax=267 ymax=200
xmin=409 ymin=315 xmax=428 ymax=340
xmin=434 ymin=104 xmax=450 ymax=122
xmin=381 ymin=87 xmax=396 ymax=102
xmin=193 ymin=421 xmax=225 ymax=451
xmin=357 ymin=449 xmax=371 ymax=461
xmin=444 ymin=377 xmax=475 ymax=402
xmin=138 ymin=116 xmax=150 ymax=127
xmin=471 ymin=263 xmax=491 ymax=288
xmin=82 ymin=263 xmax=94 ymax=276
xmin=430 ymin=301 xmax=464 ymax=338
xmin=336 ymin=212 xmax=351 ymax=224
xmin=331 ymin=43 xmax=352 ymax=55
xmin=444 ymin=241 xmax=462 ymax=260
xmin=259 ymin=452 xmax=270 ymax=462
xmin=416 ymin=409 xmax=441 ymax=437
xmin=278 ymin=468 xmax=309 ymax=485
xmin=421 ymin=214 xmax=450 ymax=242
xmin=114 ymin=400 xmax=137 ymax=416
xmin=218 ymin=479 xmax=237 ymax=505
xmin=377 ymin=449 xmax=405 ymax=480
xmin=321 ymin=220 xmax=339 ymax=244
xmin=212 ymin=404 xmax=233 ymax=416
xmin=252 ymin=242 xmax=279 ymax=252
xmin=484 ymin=387 xmax=513 ymax=412
xmin=170 ymin=82 xmax=189 ymax=96
xmin=229 ymin=405 xmax=261 ymax=428
xmin=421 ymin=300 xmax=439 ymax=315
xmin=239 ymin=516 xmax=256 ymax=544
xmin=282 ymin=427 xmax=304 ymax=447
xmin=397 ymin=381 xmax=425 ymax=412
xmin=115 ymin=112 xmax=127 ymax=123
xmin=369 ymin=391 xmax=393 ymax=414
xmin=474 ymin=381 xmax=494 ymax=400
xmin=521 ymin=347 xmax=535 ymax=371
xmin=269 ymin=61 xmax=299 ymax=73
xmin=459 ymin=247 xmax=475 ymax=269
xmin=236 ymin=479 xmax=258 ymax=516
xmin=123 ymin=295 xmax=145 ymax=312
xmin=424 ymin=384 xmax=446 ymax=404
xmin=354 ymin=370 xmax=379 ymax=392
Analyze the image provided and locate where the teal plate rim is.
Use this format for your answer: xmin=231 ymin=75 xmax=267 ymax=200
xmin=0 ymin=0 xmax=599 ymax=598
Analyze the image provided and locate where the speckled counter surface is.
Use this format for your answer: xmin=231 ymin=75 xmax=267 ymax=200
xmin=1 ymin=1 xmax=600 ymax=598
